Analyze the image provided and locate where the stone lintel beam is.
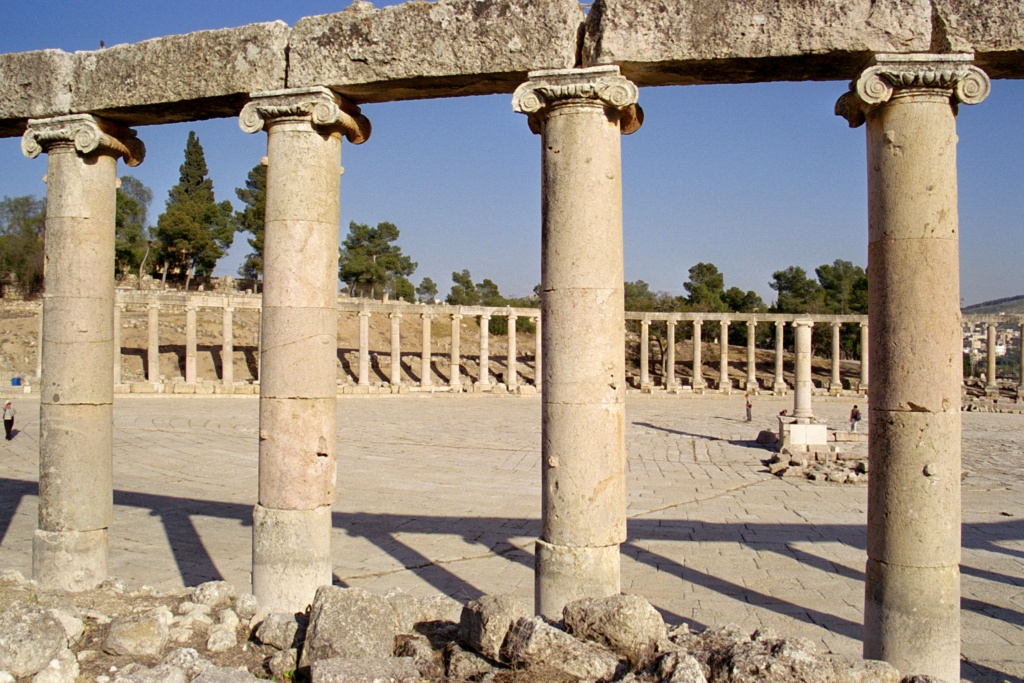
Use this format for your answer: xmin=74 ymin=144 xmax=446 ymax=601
xmin=0 ymin=22 xmax=288 ymax=138
xmin=287 ymin=0 xmax=582 ymax=103
xmin=583 ymin=0 xmax=1024 ymax=86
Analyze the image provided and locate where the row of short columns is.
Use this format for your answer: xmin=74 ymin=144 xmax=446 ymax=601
xmin=21 ymin=56 xmax=992 ymax=680
xmin=128 ymin=302 xmax=242 ymax=386
xmin=979 ymin=321 xmax=1024 ymax=394
xmin=635 ymin=317 xmax=869 ymax=394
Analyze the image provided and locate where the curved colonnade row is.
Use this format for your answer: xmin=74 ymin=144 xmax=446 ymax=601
xmin=5 ymin=0 xmax=1024 ymax=678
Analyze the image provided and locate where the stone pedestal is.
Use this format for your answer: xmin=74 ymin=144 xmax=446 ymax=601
xmin=792 ymin=319 xmax=814 ymax=422
xmin=773 ymin=320 xmax=787 ymax=394
xmin=240 ymin=86 xmax=370 ymax=613
xmin=222 ymin=306 xmax=234 ymax=387
xmin=837 ymin=53 xmax=989 ymax=682
xmin=718 ymin=320 xmax=731 ymax=393
xmin=745 ymin=320 xmax=758 ymax=392
xmin=147 ymin=303 xmax=160 ymax=383
xmin=692 ymin=320 xmax=705 ymax=391
xmin=450 ymin=313 xmax=463 ymax=390
xmin=420 ymin=313 xmax=433 ymax=388
xmin=514 ymin=65 xmax=641 ymax=618
xmin=22 ymin=114 xmax=145 ymax=591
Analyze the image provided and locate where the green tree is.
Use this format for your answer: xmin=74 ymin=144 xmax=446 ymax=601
xmin=770 ymin=266 xmax=825 ymax=313
xmin=0 ymin=195 xmax=45 ymax=297
xmin=115 ymin=176 xmax=152 ymax=279
xmin=816 ymin=259 xmax=868 ymax=314
xmin=338 ymin=221 xmax=417 ymax=299
xmin=723 ymin=286 xmax=765 ymax=313
xmin=232 ymin=162 xmax=266 ymax=289
xmin=684 ymin=262 xmax=728 ymax=312
xmin=416 ymin=277 xmax=438 ymax=303
xmin=154 ymin=131 xmax=234 ymax=290
xmin=446 ymin=269 xmax=481 ymax=306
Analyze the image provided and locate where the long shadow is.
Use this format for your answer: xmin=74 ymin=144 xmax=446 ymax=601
xmin=241 ymin=346 xmax=259 ymax=380
xmin=370 ymin=354 xmax=388 ymax=383
xmin=633 ymin=421 xmax=772 ymax=451
xmin=337 ymin=348 xmax=356 ymax=383
xmin=400 ymin=356 xmax=420 ymax=384
xmin=162 ymin=344 xmax=186 ymax=377
xmin=122 ymin=348 xmax=147 ymax=378
xmin=202 ymin=345 xmax=222 ymax=380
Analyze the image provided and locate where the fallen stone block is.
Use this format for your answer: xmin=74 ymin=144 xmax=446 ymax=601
xmin=503 ymin=616 xmax=625 ymax=682
xmin=457 ymin=594 xmax=529 ymax=662
xmin=562 ymin=594 xmax=666 ymax=667
xmin=256 ymin=612 xmax=307 ymax=651
xmin=302 ymin=587 xmax=397 ymax=666
xmin=310 ymin=657 xmax=420 ymax=683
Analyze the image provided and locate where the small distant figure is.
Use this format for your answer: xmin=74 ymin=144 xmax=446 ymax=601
xmin=3 ymin=400 xmax=14 ymax=440
xmin=779 ymin=409 xmax=788 ymax=417
xmin=745 ymin=393 xmax=752 ymax=422
xmin=850 ymin=404 xmax=862 ymax=432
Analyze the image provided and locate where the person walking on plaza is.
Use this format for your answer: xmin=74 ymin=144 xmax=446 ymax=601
xmin=3 ymin=400 xmax=14 ymax=440
xmin=850 ymin=404 xmax=862 ymax=432
xmin=745 ymin=393 xmax=752 ymax=422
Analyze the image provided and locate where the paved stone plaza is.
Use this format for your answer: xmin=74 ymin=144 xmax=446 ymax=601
xmin=0 ymin=393 xmax=1021 ymax=681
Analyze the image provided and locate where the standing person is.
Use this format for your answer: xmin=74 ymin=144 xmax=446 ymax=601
xmin=745 ymin=393 xmax=752 ymax=422
xmin=3 ymin=400 xmax=14 ymax=440
xmin=850 ymin=404 xmax=862 ymax=432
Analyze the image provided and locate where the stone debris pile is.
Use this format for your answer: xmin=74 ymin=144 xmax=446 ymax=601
xmin=0 ymin=571 xmax=945 ymax=683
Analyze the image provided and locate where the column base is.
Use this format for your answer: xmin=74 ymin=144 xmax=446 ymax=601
xmin=252 ymin=504 xmax=333 ymax=614
xmin=984 ymin=385 xmax=1000 ymax=397
xmin=33 ymin=528 xmax=107 ymax=592
xmin=745 ymin=379 xmax=759 ymax=393
xmin=863 ymin=558 xmax=959 ymax=682
xmin=691 ymin=379 xmax=705 ymax=393
xmin=773 ymin=382 xmax=788 ymax=395
xmin=719 ymin=379 xmax=733 ymax=394
xmin=535 ymin=539 xmax=620 ymax=619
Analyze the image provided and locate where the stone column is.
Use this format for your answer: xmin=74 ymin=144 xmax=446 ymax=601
xmin=718 ymin=319 xmax=731 ymax=393
xmin=35 ymin=303 xmax=43 ymax=379
xmin=22 ymin=114 xmax=145 ymax=590
xmin=507 ymin=312 xmax=518 ymax=391
xmin=185 ymin=303 xmax=197 ymax=384
xmin=692 ymin=320 xmax=705 ymax=390
xmin=358 ymin=310 xmax=371 ymax=387
xmin=514 ymin=65 xmax=641 ymax=618
xmin=1018 ymin=322 xmax=1024 ymax=398
xmin=745 ymin=320 xmax=758 ymax=391
xmin=665 ymin=320 xmax=677 ymax=389
xmin=147 ymin=303 xmax=160 ymax=384
xmin=113 ymin=304 xmax=123 ymax=386
xmin=420 ymin=312 xmax=433 ymax=388
xmin=773 ymin=320 xmax=787 ymax=394
xmin=533 ymin=315 xmax=542 ymax=390
xmin=222 ymin=306 xmax=234 ymax=387
xmin=792 ymin=319 xmax=814 ymax=422
xmin=639 ymin=318 xmax=651 ymax=389
xmin=450 ymin=312 xmax=462 ymax=390
xmin=985 ymin=322 xmax=998 ymax=394
xmin=390 ymin=312 xmax=402 ymax=386
xmin=477 ymin=313 xmax=491 ymax=388
xmin=240 ymin=87 xmax=371 ymax=613
xmin=859 ymin=322 xmax=869 ymax=394
xmin=836 ymin=54 xmax=989 ymax=680
xmin=829 ymin=322 xmax=842 ymax=394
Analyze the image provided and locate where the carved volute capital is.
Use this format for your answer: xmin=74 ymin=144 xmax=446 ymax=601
xmin=513 ymin=65 xmax=643 ymax=136
xmin=836 ymin=54 xmax=990 ymax=128
xmin=239 ymin=86 xmax=372 ymax=144
xmin=22 ymin=114 xmax=145 ymax=166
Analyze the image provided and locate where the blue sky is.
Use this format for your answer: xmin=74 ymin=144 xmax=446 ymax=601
xmin=1 ymin=0 xmax=1021 ymax=305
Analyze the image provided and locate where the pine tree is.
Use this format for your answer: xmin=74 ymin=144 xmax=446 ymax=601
xmin=338 ymin=221 xmax=417 ymax=299
xmin=115 ymin=176 xmax=152 ymax=279
xmin=232 ymin=162 xmax=266 ymax=290
xmin=154 ymin=131 xmax=233 ymax=290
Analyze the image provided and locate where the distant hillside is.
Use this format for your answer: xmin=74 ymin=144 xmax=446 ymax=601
xmin=963 ymin=295 xmax=1024 ymax=315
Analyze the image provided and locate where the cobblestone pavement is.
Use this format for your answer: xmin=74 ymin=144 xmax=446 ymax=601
xmin=0 ymin=393 xmax=1021 ymax=682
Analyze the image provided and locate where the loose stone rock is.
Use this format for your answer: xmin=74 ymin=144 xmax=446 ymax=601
xmin=443 ymin=642 xmax=499 ymax=681
xmin=503 ymin=616 xmax=625 ymax=682
xmin=562 ymin=594 xmax=666 ymax=667
xmin=395 ymin=636 xmax=444 ymax=680
xmin=205 ymin=627 xmax=236 ymax=654
xmin=656 ymin=651 xmax=708 ymax=683
xmin=458 ymin=594 xmax=528 ymax=662
xmin=159 ymin=649 xmax=212 ymax=679
xmin=114 ymin=663 xmax=187 ymax=683
xmin=31 ymin=647 xmax=78 ymax=683
xmin=103 ymin=608 xmax=172 ymax=659
xmin=255 ymin=613 xmax=307 ymax=650
xmin=311 ymin=657 xmax=421 ymax=683
xmin=48 ymin=609 xmax=85 ymax=647
xmin=191 ymin=666 xmax=261 ymax=683
xmin=233 ymin=595 xmax=259 ymax=622
xmin=386 ymin=590 xmax=461 ymax=634
xmin=193 ymin=582 xmax=236 ymax=610
xmin=265 ymin=649 xmax=297 ymax=680
xmin=302 ymin=587 xmax=397 ymax=665
xmin=0 ymin=605 xmax=69 ymax=678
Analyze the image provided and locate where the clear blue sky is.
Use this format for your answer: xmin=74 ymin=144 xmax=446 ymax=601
xmin=1 ymin=0 xmax=1021 ymax=305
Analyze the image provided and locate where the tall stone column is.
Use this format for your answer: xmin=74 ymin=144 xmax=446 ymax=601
xmin=665 ymin=320 xmax=677 ymax=389
xmin=390 ymin=312 xmax=402 ymax=386
xmin=507 ymin=312 xmax=518 ymax=390
xmin=745 ymin=320 xmax=758 ymax=391
xmin=829 ymin=322 xmax=842 ymax=394
xmin=222 ymin=306 xmax=235 ymax=387
xmin=692 ymin=320 xmax=704 ymax=390
xmin=477 ymin=313 xmax=491 ymax=388
xmin=718 ymin=319 xmax=731 ymax=393
xmin=22 ymin=114 xmax=144 ymax=590
xmin=792 ymin=319 xmax=814 ymax=422
xmin=985 ymin=322 xmax=998 ymax=394
xmin=837 ymin=54 xmax=989 ymax=680
xmin=185 ymin=304 xmax=197 ymax=384
xmin=639 ymin=318 xmax=650 ymax=389
xmin=773 ymin=320 xmax=787 ymax=394
xmin=358 ymin=310 xmax=371 ymax=387
xmin=113 ymin=304 xmax=123 ymax=386
xmin=147 ymin=303 xmax=160 ymax=384
xmin=859 ymin=322 xmax=869 ymax=394
xmin=450 ymin=312 xmax=462 ymax=390
xmin=1018 ymin=322 xmax=1024 ymax=398
xmin=35 ymin=303 xmax=43 ymax=380
xmin=420 ymin=312 xmax=433 ymax=388
xmin=240 ymin=87 xmax=371 ymax=613
xmin=533 ymin=315 xmax=542 ymax=390
xmin=514 ymin=65 xmax=641 ymax=618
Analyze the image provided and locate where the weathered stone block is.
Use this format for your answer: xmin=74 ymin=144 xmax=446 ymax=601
xmin=932 ymin=0 xmax=1024 ymax=77
xmin=562 ymin=594 xmax=666 ymax=667
xmin=310 ymin=657 xmax=420 ymax=683
xmin=287 ymin=0 xmax=582 ymax=102
xmin=0 ymin=50 xmax=74 ymax=136
xmin=583 ymin=0 xmax=932 ymax=85
xmin=0 ymin=605 xmax=68 ymax=679
xmin=503 ymin=616 xmax=625 ymax=681
xmin=301 ymin=587 xmax=397 ymax=666
xmin=457 ymin=594 xmax=528 ymax=661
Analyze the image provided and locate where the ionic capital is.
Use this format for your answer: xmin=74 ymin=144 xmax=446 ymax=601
xmin=513 ymin=65 xmax=643 ymax=135
xmin=239 ymin=87 xmax=371 ymax=144
xmin=22 ymin=114 xmax=145 ymax=166
xmin=836 ymin=54 xmax=990 ymax=128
